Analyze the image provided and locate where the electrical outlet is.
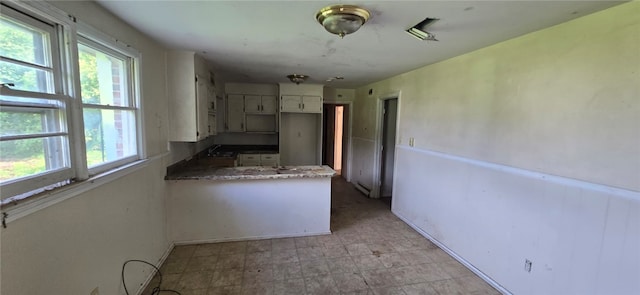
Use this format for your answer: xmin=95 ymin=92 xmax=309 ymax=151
xmin=524 ymin=260 xmax=532 ymax=273
xmin=409 ymin=137 xmax=415 ymax=147
xmin=90 ymin=287 xmax=99 ymax=295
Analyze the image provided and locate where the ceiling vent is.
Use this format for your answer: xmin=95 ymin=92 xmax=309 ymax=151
xmin=406 ymin=17 xmax=439 ymax=41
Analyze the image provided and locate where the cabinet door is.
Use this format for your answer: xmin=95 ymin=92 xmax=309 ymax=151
xmin=261 ymin=95 xmax=277 ymax=114
xmin=226 ymin=94 xmax=245 ymax=132
xmin=208 ymin=113 xmax=217 ymax=136
xmin=281 ymin=95 xmax=302 ymax=112
xmin=260 ymin=154 xmax=279 ymax=167
xmin=302 ymin=95 xmax=322 ymax=113
xmin=244 ymin=95 xmax=262 ymax=113
xmin=208 ymin=85 xmax=217 ymax=112
xmin=196 ymin=77 xmax=209 ymax=140
xmin=239 ymin=154 xmax=260 ymax=166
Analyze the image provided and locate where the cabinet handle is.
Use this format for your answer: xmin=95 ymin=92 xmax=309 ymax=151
xmin=299 ymin=103 xmax=301 ymax=109
xmin=302 ymin=103 xmax=305 ymax=110
xmin=208 ymin=125 xmax=211 ymax=133
xmin=257 ymin=105 xmax=260 ymax=111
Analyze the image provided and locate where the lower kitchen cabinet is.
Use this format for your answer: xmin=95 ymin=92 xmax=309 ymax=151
xmin=238 ymin=153 xmax=280 ymax=167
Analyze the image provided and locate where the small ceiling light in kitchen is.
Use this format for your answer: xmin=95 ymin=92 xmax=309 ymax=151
xmin=287 ymin=74 xmax=309 ymax=84
xmin=406 ymin=17 xmax=439 ymax=41
xmin=316 ymin=4 xmax=371 ymax=38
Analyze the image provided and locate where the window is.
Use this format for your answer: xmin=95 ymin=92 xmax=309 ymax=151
xmin=77 ymin=37 xmax=139 ymax=173
xmin=0 ymin=3 xmax=142 ymax=203
xmin=1 ymin=5 xmax=72 ymax=198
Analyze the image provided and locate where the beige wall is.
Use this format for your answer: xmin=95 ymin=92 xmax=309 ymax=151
xmin=1 ymin=1 xmax=172 ymax=294
xmin=53 ymin=0 xmax=171 ymax=158
xmin=324 ymin=87 xmax=356 ymax=102
xmin=354 ymin=2 xmax=639 ymax=191
xmin=350 ymin=3 xmax=639 ymax=293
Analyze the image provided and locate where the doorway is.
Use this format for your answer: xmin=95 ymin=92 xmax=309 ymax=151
xmin=379 ymin=98 xmax=398 ymax=206
xmin=322 ymin=103 xmax=350 ymax=177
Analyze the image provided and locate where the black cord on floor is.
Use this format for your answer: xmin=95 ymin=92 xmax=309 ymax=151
xmin=122 ymin=259 xmax=182 ymax=295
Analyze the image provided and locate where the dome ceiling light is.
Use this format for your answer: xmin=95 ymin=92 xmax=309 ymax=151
xmin=287 ymin=74 xmax=309 ymax=84
xmin=316 ymin=4 xmax=371 ymax=38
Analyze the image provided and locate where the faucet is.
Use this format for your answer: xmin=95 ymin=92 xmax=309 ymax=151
xmin=208 ymin=144 xmax=222 ymax=156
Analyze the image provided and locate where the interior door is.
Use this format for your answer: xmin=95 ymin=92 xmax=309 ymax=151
xmin=322 ymin=105 xmax=336 ymax=167
xmin=381 ymin=99 xmax=398 ymax=198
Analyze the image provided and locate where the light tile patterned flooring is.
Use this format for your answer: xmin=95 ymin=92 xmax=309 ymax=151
xmin=144 ymin=177 xmax=501 ymax=295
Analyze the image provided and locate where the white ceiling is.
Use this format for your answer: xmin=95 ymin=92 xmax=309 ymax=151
xmin=96 ymin=0 xmax=624 ymax=88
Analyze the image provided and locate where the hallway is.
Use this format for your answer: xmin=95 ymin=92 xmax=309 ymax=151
xmin=145 ymin=177 xmax=500 ymax=294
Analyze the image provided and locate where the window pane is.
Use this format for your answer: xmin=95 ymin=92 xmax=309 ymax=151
xmin=0 ymin=16 xmax=50 ymax=66
xmin=0 ymin=60 xmax=54 ymax=93
xmin=78 ymin=44 xmax=128 ymax=106
xmin=83 ymin=108 xmax=136 ymax=167
xmin=0 ymin=94 xmax=64 ymax=107
xmin=0 ymin=136 xmax=69 ymax=182
xmin=0 ymin=106 xmax=64 ymax=136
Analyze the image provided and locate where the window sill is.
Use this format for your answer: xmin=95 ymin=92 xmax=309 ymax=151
xmin=1 ymin=152 xmax=168 ymax=225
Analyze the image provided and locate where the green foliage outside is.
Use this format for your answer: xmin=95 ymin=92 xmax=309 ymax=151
xmin=0 ymin=19 xmax=107 ymax=180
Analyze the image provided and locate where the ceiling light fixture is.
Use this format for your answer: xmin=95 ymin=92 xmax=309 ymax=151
xmin=406 ymin=17 xmax=439 ymax=41
xmin=326 ymin=76 xmax=344 ymax=82
xmin=316 ymin=4 xmax=371 ymax=38
xmin=287 ymin=74 xmax=309 ymax=84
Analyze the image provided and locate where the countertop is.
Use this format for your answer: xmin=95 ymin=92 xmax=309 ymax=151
xmin=165 ymin=164 xmax=336 ymax=181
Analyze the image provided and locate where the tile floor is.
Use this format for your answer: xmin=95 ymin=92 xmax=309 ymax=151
xmin=143 ymin=177 xmax=501 ymax=295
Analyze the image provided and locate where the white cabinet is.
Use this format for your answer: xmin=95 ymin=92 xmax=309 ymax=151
xmin=238 ymin=153 xmax=280 ymax=167
xmin=166 ymin=51 xmax=212 ymax=142
xmin=226 ymin=94 xmax=245 ymax=132
xmin=280 ymin=95 xmax=322 ymax=113
xmin=207 ymin=113 xmax=217 ymax=136
xmin=260 ymin=154 xmax=279 ymax=167
xmin=245 ymin=95 xmax=277 ymax=114
xmin=279 ymin=83 xmax=324 ymax=166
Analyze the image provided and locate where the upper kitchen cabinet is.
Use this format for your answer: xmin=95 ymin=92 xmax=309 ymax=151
xmin=279 ymin=84 xmax=323 ymax=113
xmin=225 ymin=83 xmax=279 ymax=133
xmin=245 ymin=95 xmax=277 ymax=114
xmin=166 ymin=50 xmax=213 ymax=142
xmin=279 ymin=83 xmax=324 ymax=166
xmin=281 ymin=95 xmax=322 ymax=113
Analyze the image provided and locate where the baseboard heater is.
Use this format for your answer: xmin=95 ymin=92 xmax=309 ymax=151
xmin=354 ymin=182 xmax=371 ymax=197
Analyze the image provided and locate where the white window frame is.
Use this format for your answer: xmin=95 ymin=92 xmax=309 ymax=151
xmin=76 ymin=32 xmax=143 ymax=176
xmin=0 ymin=1 xmax=144 ymax=204
xmin=0 ymin=3 xmax=75 ymax=198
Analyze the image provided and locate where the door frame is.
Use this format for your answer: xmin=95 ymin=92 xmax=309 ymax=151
xmin=323 ymin=101 xmax=353 ymax=182
xmin=371 ymin=91 xmax=401 ymax=199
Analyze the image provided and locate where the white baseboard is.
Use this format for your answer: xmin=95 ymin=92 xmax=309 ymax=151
xmin=135 ymin=243 xmax=176 ymax=295
xmin=392 ymin=210 xmax=512 ymax=295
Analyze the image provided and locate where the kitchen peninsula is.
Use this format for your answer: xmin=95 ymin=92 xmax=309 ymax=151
xmin=165 ymin=162 xmax=336 ymax=244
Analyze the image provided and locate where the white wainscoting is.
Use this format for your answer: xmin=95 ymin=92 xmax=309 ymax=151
xmin=392 ymin=146 xmax=639 ymax=295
